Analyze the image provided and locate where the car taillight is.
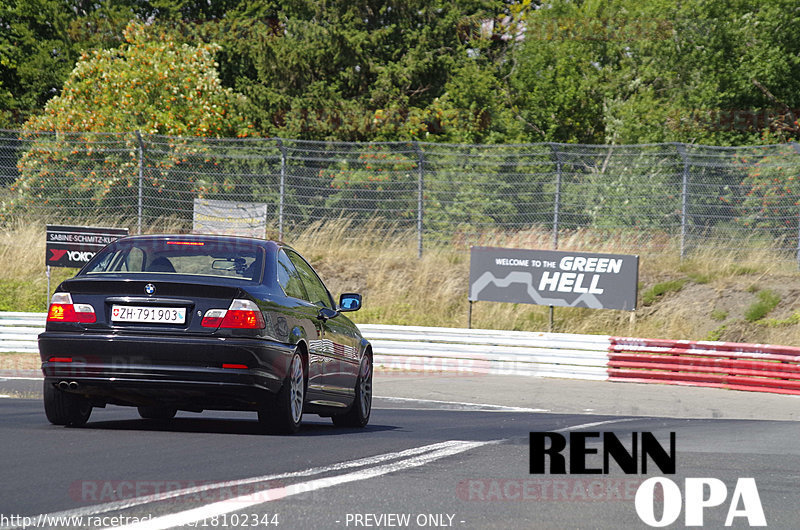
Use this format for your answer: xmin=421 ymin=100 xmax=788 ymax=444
xmin=200 ymin=309 xmax=227 ymax=328
xmin=46 ymin=293 xmax=96 ymax=324
xmin=201 ymin=299 xmax=265 ymax=329
xmin=221 ymin=299 xmax=267 ymax=329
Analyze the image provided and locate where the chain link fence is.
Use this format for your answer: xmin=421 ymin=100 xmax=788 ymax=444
xmin=2 ymin=130 xmax=800 ymax=261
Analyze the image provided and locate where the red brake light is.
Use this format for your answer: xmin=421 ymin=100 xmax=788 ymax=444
xmin=222 ymin=363 xmax=248 ymax=369
xmin=167 ymin=241 xmax=205 ymax=246
xmin=220 ymin=309 xmax=266 ymax=329
xmin=201 ymin=300 xmax=265 ymax=329
xmin=46 ymin=293 xmax=96 ymax=323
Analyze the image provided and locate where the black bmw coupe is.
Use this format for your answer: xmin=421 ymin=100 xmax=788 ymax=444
xmin=38 ymin=234 xmax=371 ymax=434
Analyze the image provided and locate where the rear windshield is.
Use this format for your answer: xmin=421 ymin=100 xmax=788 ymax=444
xmin=82 ymin=239 xmax=264 ymax=281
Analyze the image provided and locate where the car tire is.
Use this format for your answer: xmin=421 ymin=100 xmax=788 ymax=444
xmin=137 ymin=406 xmax=178 ymax=420
xmin=332 ymin=354 xmax=372 ymax=428
xmin=43 ymin=381 xmax=92 ymax=427
xmin=258 ymin=352 xmax=304 ymax=434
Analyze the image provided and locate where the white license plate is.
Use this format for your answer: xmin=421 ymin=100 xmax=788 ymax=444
xmin=111 ymin=305 xmax=186 ymax=324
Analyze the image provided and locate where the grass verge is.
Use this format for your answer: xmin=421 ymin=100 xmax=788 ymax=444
xmin=744 ymin=290 xmax=781 ymax=322
xmin=2 ymin=219 xmax=800 ymax=345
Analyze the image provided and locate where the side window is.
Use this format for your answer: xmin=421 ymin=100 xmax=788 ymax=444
xmin=276 ymin=250 xmax=307 ymax=300
xmin=85 ymin=251 xmax=115 ymax=274
xmin=286 ymin=250 xmax=333 ymax=309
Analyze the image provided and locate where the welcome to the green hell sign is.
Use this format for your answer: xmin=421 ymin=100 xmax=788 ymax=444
xmin=469 ymin=247 xmax=638 ymax=311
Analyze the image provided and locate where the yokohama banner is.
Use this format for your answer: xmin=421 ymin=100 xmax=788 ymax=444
xmin=46 ymin=225 xmax=129 ymax=268
xmin=469 ymin=246 xmax=638 ymax=311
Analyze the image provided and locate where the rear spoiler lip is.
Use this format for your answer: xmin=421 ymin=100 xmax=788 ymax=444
xmin=65 ymin=273 xmax=256 ymax=286
xmin=104 ymin=296 xmax=195 ymax=305
xmin=58 ymin=277 xmax=263 ymax=298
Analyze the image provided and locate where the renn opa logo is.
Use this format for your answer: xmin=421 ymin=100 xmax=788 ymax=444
xmin=530 ymin=432 xmax=766 ymax=527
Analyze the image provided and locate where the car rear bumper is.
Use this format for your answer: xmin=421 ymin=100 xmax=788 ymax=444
xmin=38 ymin=331 xmax=295 ymax=410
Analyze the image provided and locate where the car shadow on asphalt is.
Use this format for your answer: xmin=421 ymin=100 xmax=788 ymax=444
xmin=73 ymin=417 xmax=399 ymax=436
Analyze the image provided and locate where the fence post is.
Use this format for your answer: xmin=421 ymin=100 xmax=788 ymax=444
xmin=277 ymin=138 xmax=286 ymax=241
xmin=135 ymin=131 xmax=144 ymax=235
xmin=676 ymin=143 xmax=690 ymax=260
xmin=414 ymin=141 xmax=425 ymax=259
xmin=791 ymin=141 xmax=800 ymax=268
xmin=550 ymin=143 xmax=562 ymax=250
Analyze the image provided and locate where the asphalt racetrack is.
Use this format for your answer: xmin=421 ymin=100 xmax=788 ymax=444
xmin=1 ymin=373 xmax=798 ymax=529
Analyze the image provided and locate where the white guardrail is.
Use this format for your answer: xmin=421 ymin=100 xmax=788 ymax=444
xmin=0 ymin=312 xmax=46 ymax=354
xmin=359 ymin=324 xmax=609 ymax=381
xmin=9 ymin=312 xmax=800 ymax=395
xmin=0 ymin=312 xmax=610 ymax=381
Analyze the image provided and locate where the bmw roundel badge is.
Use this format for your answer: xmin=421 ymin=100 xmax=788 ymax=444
xmin=144 ymin=283 xmax=156 ymax=295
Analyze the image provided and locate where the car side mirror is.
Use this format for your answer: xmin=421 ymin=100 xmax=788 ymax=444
xmin=338 ymin=293 xmax=362 ymax=312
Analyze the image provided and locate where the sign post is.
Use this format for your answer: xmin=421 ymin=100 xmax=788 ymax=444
xmin=468 ymin=246 xmax=639 ymax=328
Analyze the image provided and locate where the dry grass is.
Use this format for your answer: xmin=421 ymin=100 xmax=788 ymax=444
xmin=0 ymin=220 xmax=71 ymax=310
xmin=0 ymin=216 xmax=191 ymax=311
xmin=287 ymin=220 xmax=800 ymax=345
xmin=3 ymin=218 xmax=800 ymax=345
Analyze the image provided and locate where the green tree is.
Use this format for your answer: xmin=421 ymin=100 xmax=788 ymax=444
xmin=508 ymin=0 xmax=800 ymax=146
xmin=318 ymin=144 xmax=419 ymax=222
xmin=10 ymin=21 xmax=253 ymax=217
xmin=598 ymin=0 xmax=800 ymax=145
xmin=0 ymin=0 xmax=79 ymax=127
xmin=23 ymin=21 xmax=251 ymax=136
xmin=508 ymin=0 xmax=611 ymax=144
xmin=206 ymin=0 xmax=518 ymax=142
xmin=737 ymin=145 xmax=800 ymax=233
xmin=0 ymin=0 xmax=143 ymax=128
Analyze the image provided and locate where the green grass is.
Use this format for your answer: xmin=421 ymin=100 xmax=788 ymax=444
xmin=686 ymin=272 xmax=712 ymax=284
xmin=706 ymin=325 xmax=727 ymax=341
xmin=0 ymin=279 xmax=47 ymax=312
xmin=759 ymin=312 xmax=800 ymax=327
xmin=641 ymin=279 xmax=688 ymax=306
xmin=744 ymin=290 xmax=781 ymax=322
xmin=710 ymin=309 xmax=728 ymax=321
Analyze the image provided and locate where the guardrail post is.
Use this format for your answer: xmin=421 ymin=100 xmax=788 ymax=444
xmin=277 ymin=138 xmax=286 ymax=241
xmin=676 ymin=143 xmax=690 ymax=260
xmin=135 ymin=131 xmax=144 ymax=235
xmin=415 ymin=141 xmax=425 ymax=259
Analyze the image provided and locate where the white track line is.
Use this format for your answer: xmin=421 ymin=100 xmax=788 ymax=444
xmin=109 ymin=440 xmax=493 ymax=530
xmin=9 ymin=441 xmax=493 ymax=528
xmin=377 ymin=396 xmax=549 ymax=412
xmin=555 ymin=418 xmax=640 ymax=432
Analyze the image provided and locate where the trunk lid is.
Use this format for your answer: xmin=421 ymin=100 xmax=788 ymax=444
xmin=55 ymin=277 xmax=247 ymax=334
